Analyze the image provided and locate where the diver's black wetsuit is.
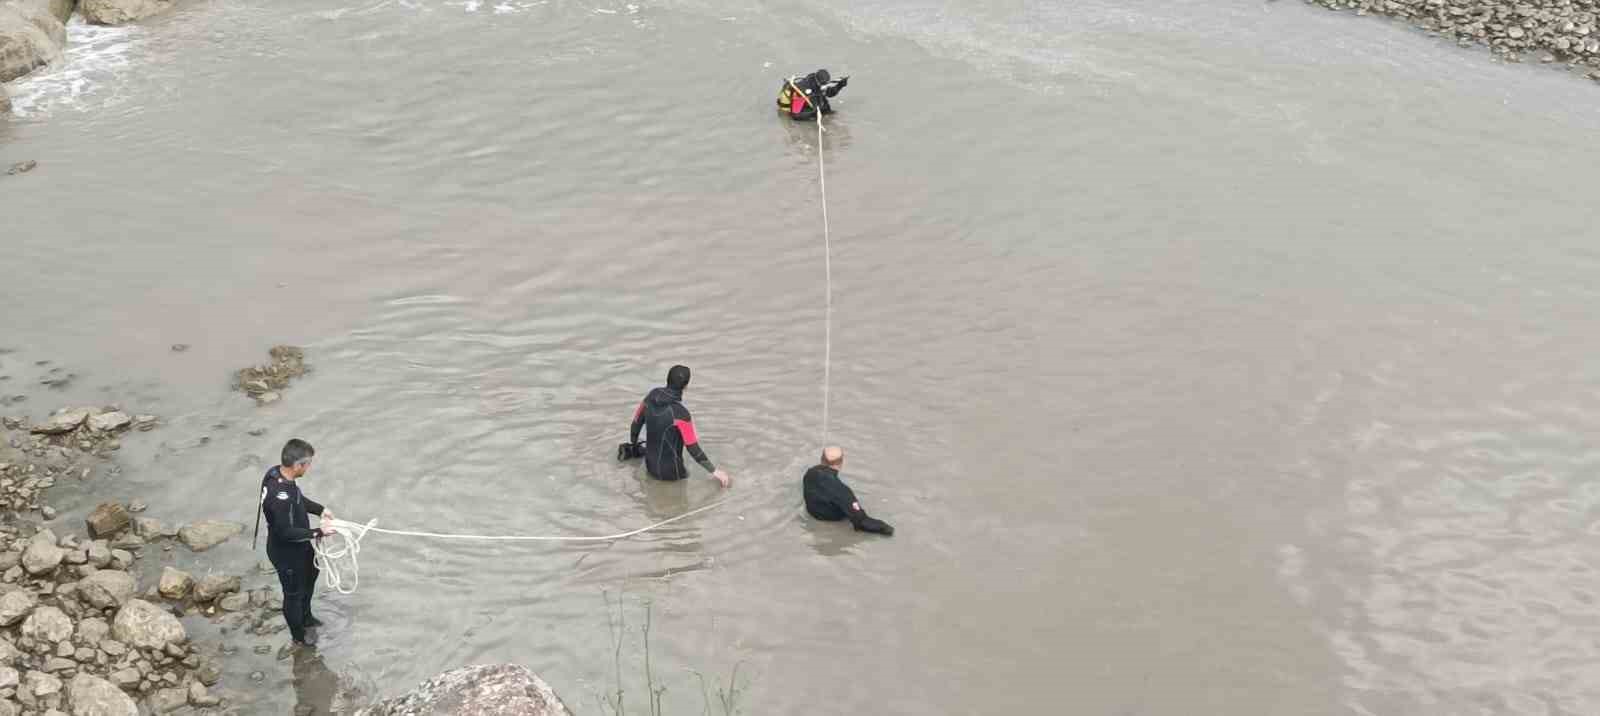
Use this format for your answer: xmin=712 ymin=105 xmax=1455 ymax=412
xmin=778 ymin=71 xmax=848 ymax=121
xmin=803 ymin=464 xmax=893 ymax=535
xmin=261 ymin=467 xmax=326 ymax=643
xmin=629 ymin=386 xmax=716 ymax=481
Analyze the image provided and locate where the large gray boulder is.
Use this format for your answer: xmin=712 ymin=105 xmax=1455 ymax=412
xmin=8 ymin=0 xmax=73 ymax=24
xmin=78 ymin=570 xmax=136 ymax=610
xmin=0 ymin=0 xmax=63 ymax=82
xmin=77 ymin=0 xmax=169 ymax=25
xmin=176 ymin=521 xmax=242 ymax=552
xmin=67 ymin=673 xmax=137 ymax=716
xmin=357 ymin=664 xmax=571 ymax=716
xmin=110 ymin=599 xmax=185 ymax=650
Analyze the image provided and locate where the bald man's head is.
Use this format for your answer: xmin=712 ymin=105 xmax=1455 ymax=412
xmin=821 ymin=446 xmax=844 ymax=467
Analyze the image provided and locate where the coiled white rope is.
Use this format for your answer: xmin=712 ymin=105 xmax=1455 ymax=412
xmin=311 ymin=499 xmax=728 ymax=595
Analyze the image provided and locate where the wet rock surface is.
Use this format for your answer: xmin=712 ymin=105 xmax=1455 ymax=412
xmin=233 ymin=346 xmax=308 ymax=407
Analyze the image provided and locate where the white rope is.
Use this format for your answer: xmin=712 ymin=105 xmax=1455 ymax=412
xmin=310 ymin=499 xmax=728 ymax=595
xmin=817 ymin=101 xmax=832 ymax=445
xmin=786 ymin=77 xmax=834 ymax=444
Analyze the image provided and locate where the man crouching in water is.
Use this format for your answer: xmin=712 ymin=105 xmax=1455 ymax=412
xmin=803 ymin=446 xmax=893 ymax=535
xmin=626 ymin=365 xmax=732 ymax=488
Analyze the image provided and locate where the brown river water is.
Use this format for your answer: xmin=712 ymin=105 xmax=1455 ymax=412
xmin=6 ymin=0 xmax=1600 ymax=713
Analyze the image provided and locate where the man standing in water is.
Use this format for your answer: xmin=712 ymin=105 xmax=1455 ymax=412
xmin=625 ymin=365 xmax=732 ymax=488
xmin=260 ymin=439 xmax=335 ymax=650
xmin=803 ymin=446 xmax=893 ymax=535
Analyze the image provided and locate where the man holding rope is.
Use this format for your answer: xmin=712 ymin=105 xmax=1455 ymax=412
xmin=259 ymin=438 xmax=335 ymax=650
xmin=777 ymin=68 xmax=849 ymax=121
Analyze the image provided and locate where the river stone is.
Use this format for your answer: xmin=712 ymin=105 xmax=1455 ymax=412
xmin=105 ymin=532 xmax=142 ymax=551
xmin=107 ymin=669 xmax=138 ymax=689
xmin=0 ymin=666 xmax=17 ymax=689
xmin=195 ymin=659 xmax=219 ymax=686
xmin=131 ymin=518 xmax=172 ymax=540
xmin=85 ymin=541 xmax=111 ymax=568
xmin=43 ymin=657 xmax=74 ymax=672
xmin=75 ymin=617 xmax=110 ymax=645
xmin=78 ymin=0 xmax=171 ymax=25
xmin=67 ymin=673 xmax=136 ymax=716
xmin=355 ymin=663 xmax=572 ymax=716
xmin=0 ymin=549 xmax=20 ymax=571
xmin=78 ymin=571 xmax=136 ymax=610
xmin=192 ymin=574 xmax=238 ymax=603
xmin=30 ymin=408 xmax=89 ymax=435
xmin=187 ymin=680 xmax=218 ymax=707
xmin=146 ymin=687 xmax=185 ymax=714
xmin=22 ymin=529 xmax=65 ymax=575
xmin=110 ymin=600 xmax=185 ymax=650
xmin=0 ymin=637 xmax=22 ymax=665
xmin=0 ymin=588 xmax=37 ymax=625
xmin=25 ymin=670 xmax=62 ymax=697
xmin=84 ymin=504 xmax=129 ymax=539
xmin=176 ymin=521 xmax=241 ymax=552
xmin=108 ymin=550 xmax=133 ymax=570
xmin=22 ymin=606 xmax=73 ymax=643
xmin=85 ymin=412 xmax=131 ymax=433
xmin=217 ymin=593 xmax=247 ymax=612
xmin=156 ymin=568 xmax=191 ymax=600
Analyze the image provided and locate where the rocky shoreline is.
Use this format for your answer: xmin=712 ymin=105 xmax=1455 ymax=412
xmin=2 ymin=407 xmax=237 ymax=714
xmin=0 ymin=346 xmax=575 ymax=715
xmin=1306 ymin=0 xmax=1600 ymax=80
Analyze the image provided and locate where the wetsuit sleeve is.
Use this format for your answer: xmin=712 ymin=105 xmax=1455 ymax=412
xmin=824 ymin=80 xmax=846 ymax=98
xmin=825 ymin=477 xmax=893 ymax=535
xmin=629 ymin=401 xmax=646 ymax=443
xmin=264 ymin=494 xmax=318 ymax=543
xmin=674 ymin=414 xmax=716 ymax=473
xmin=303 ymin=497 xmax=324 ymax=517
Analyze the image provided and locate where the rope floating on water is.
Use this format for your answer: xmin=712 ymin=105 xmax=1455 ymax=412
xmin=311 ymin=500 xmax=728 ymax=595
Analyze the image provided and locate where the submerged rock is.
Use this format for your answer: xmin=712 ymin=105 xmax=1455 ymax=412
xmin=356 ymin=663 xmax=571 ymax=716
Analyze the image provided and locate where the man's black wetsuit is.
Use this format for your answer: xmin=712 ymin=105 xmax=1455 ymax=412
xmin=261 ymin=466 xmax=326 ymax=643
xmin=629 ymin=386 xmax=716 ymax=481
xmin=777 ymin=71 xmax=848 ymax=121
xmin=803 ymin=464 xmax=893 ymax=535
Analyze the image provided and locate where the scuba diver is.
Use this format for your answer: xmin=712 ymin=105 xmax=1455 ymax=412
xmin=777 ymin=69 xmax=849 ymax=121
